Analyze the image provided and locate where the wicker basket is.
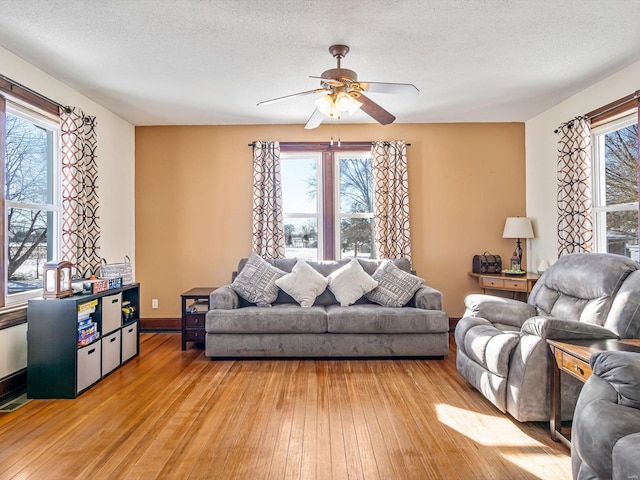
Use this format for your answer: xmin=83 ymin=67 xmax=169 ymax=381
xmin=100 ymin=256 xmax=133 ymax=284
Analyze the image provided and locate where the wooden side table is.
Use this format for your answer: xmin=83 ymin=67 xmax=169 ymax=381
xmin=547 ymin=338 xmax=640 ymax=447
xmin=468 ymin=272 xmax=539 ymax=300
xmin=181 ymin=287 xmax=216 ymax=350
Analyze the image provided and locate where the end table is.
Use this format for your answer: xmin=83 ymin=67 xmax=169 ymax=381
xmin=181 ymin=287 xmax=216 ymax=350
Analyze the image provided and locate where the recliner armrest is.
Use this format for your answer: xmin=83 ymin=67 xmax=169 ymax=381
xmin=413 ymin=285 xmax=443 ymax=310
xmin=209 ymin=285 xmax=239 ymax=310
xmin=591 ymin=351 xmax=640 ymax=409
xmin=464 ymin=294 xmax=536 ymax=328
xmin=521 ymin=316 xmax=619 ymax=340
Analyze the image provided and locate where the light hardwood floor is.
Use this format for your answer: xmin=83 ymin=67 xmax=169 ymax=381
xmin=0 ymin=333 xmax=571 ymax=479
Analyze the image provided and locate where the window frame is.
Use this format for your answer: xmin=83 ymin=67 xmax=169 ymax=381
xmin=333 ymin=151 xmax=374 ymax=260
xmin=279 ymin=143 xmax=373 ymax=261
xmin=591 ymin=111 xmax=639 ymax=258
xmin=2 ymin=99 xmax=62 ymax=307
xmin=280 ymin=151 xmax=324 ymax=261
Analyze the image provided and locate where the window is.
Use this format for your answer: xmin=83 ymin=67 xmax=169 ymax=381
xmin=336 ymin=152 xmax=374 ymax=259
xmin=281 ymin=152 xmax=322 ymax=261
xmin=281 ymin=146 xmax=373 ymax=261
xmin=2 ymin=101 xmax=61 ymax=306
xmin=592 ymin=113 xmax=639 ymax=261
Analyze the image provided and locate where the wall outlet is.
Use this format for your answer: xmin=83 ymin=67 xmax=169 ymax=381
xmin=152 ymin=299 xmax=158 ymax=309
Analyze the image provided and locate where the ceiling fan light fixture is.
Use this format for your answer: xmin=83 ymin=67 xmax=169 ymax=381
xmin=315 ymin=94 xmax=340 ymax=118
xmin=334 ymin=91 xmax=354 ymax=112
xmin=348 ymin=98 xmax=363 ymax=115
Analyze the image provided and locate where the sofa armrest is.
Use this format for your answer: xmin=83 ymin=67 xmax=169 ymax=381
xmin=464 ymin=294 xmax=536 ymax=328
xmin=413 ymin=285 xmax=443 ymax=310
xmin=591 ymin=351 xmax=640 ymax=409
xmin=210 ymin=285 xmax=239 ymax=310
xmin=521 ymin=316 xmax=619 ymax=340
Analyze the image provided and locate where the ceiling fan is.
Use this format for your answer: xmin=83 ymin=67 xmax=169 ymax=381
xmin=257 ymin=44 xmax=419 ymax=129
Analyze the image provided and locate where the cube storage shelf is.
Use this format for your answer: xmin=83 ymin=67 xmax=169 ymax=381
xmin=27 ymin=283 xmax=140 ymax=399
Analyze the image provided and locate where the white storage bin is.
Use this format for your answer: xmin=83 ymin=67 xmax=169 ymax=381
xmin=122 ymin=322 xmax=138 ymax=362
xmin=102 ymin=293 xmax=122 ymax=334
xmin=102 ymin=330 xmax=121 ymax=375
xmin=77 ymin=341 xmax=102 ymax=393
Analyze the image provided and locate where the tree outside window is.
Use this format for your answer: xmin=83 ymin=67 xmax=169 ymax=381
xmin=593 ymin=116 xmax=639 ymax=261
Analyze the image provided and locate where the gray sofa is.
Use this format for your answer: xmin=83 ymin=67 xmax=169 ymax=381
xmin=455 ymin=252 xmax=640 ymax=422
xmin=572 ymin=351 xmax=640 ymax=480
xmin=205 ymin=257 xmax=449 ymax=358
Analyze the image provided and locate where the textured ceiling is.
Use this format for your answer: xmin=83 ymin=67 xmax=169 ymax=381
xmin=0 ymin=0 xmax=639 ymax=126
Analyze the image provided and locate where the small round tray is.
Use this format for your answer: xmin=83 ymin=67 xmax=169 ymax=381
xmin=503 ymin=270 xmax=526 ymax=276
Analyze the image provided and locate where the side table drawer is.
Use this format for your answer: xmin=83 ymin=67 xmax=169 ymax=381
xmin=504 ymin=279 xmax=526 ymax=291
xmin=185 ymin=328 xmax=205 ymax=342
xmin=481 ymin=277 xmax=504 ymax=289
xmin=186 ymin=313 xmax=205 ymax=327
xmin=561 ymin=353 xmax=592 ymax=382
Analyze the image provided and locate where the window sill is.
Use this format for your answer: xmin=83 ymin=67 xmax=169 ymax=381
xmin=0 ymin=305 xmax=28 ymax=330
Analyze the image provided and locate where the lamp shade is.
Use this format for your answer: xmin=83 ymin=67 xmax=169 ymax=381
xmin=502 ymin=217 xmax=534 ymax=239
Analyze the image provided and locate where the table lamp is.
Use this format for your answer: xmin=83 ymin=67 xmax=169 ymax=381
xmin=502 ymin=217 xmax=534 ymax=271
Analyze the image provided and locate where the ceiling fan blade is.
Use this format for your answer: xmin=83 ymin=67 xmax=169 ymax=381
xmin=356 ymin=81 xmax=419 ymax=95
xmin=257 ymin=88 xmax=328 ymax=106
xmin=357 ymin=93 xmax=396 ymax=125
xmin=304 ymin=109 xmax=325 ymax=129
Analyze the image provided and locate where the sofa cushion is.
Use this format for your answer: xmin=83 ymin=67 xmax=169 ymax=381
xmin=206 ymin=304 xmax=327 ymax=333
xmin=327 ymin=258 xmax=378 ymax=306
xmin=275 ymin=259 xmax=328 ymax=307
xmin=365 ymin=260 xmax=424 ymax=307
xmin=230 ymin=252 xmax=285 ymax=307
xmin=326 ymin=304 xmax=448 ymax=333
xmin=463 ymin=325 xmax=520 ymax=377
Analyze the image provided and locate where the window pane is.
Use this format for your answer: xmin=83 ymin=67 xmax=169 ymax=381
xmin=340 ymin=157 xmax=372 ymax=213
xmin=605 ymin=123 xmax=638 ymax=205
xmin=281 ymin=157 xmax=318 ymax=214
xmin=284 ymin=218 xmax=318 ymax=261
xmin=7 ymin=207 xmax=51 ymax=295
xmin=5 ymin=114 xmax=53 ymax=204
xmin=605 ymin=210 xmax=638 ymax=261
xmin=340 ymin=218 xmax=373 ymax=259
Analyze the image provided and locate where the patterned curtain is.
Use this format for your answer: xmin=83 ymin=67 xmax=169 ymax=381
xmin=60 ymin=107 xmax=101 ymax=277
xmin=371 ymin=140 xmax=412 ymax=261
xmin=252 ymin=141 xmax=285 ymax=258
xmin=556 ymin=116 xmax=593 ymax=256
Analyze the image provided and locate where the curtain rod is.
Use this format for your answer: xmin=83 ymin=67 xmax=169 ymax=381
xmin=0 ymin=73 xmax=70 ymax=113
xmin=584 ymin=90 xmax=639 ymax=119
xmin=248 ymin=141 xmax=411 ymax=147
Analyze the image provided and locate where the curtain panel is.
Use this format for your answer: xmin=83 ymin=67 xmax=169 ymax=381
xmin=556 ymin=116 xmax=593 ymax=256
xmin=60 ymin=107 xmax=101 ymax=277
xmin=252 ymin=141 xmax=286 ymax=259
xmin=371 ymin=140 xmax=412 ymax=261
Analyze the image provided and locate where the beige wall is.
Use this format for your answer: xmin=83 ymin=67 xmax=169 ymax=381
xmin=136 ymin=122 xmax=525 ymax=319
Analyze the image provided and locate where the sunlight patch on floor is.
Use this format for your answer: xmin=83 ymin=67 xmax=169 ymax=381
xmin=435 ymin=403 xmax=541 ymax=447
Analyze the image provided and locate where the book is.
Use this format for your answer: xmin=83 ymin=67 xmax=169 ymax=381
xmin=78 ymin=299 xmax=98 ymax=312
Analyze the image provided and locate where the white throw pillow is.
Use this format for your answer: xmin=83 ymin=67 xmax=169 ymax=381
xmin=275 ymin=259 xmax=328 ymax=307
xmin=327 ymin=258 xmax=378 ymax=306
xmin=365 ymin=260 xmax=424 ymax=307
xmin=230 ymin=252 xmax=285 ymax=307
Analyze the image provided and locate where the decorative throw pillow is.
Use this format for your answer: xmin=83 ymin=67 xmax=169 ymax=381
xmin=230 ymin=252 xmax=285 ymax=307
xmin=365 ymin=260 xmax=424 ymax=307
xmin=327 ymin=258 xmax=378 ymax=307
xmin=275 ymin=259 xmax=328 ymax=307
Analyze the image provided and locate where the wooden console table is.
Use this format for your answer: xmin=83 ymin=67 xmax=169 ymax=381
xmin=547 ymin=338 xmax=640 ymax=447
xmin=468 ymin=272 xmax=539 ymax=300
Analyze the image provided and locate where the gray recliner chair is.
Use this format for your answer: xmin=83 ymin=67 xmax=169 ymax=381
xmin=572 ymin=350 xmax=640 ymax=480
xmin=455 ymin=252 xmax=640 ymax=422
